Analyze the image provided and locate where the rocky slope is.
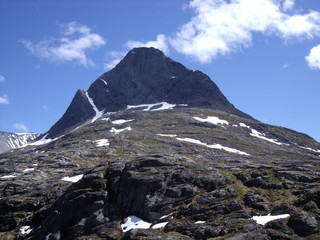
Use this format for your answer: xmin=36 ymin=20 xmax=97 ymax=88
xmin=0 ymin=107 xmax=319 ymax=240
xmin=0 ymin=48 xmax=319 ymax=240
xmin=0 ymin=132 xmax=40 ymax=154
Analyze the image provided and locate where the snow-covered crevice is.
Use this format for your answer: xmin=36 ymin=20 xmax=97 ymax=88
xmin=239 ymin=123 xmax=284 ymax=145
xmin=252 ymin=213 xmax=290 ymax=225
xmin=176 ymin=137 xmax=250 ymax=156
xmin=85 ymin=91 xmax=104 ymax=123
xmin=100 ymin=78 xmax=108 ymax=86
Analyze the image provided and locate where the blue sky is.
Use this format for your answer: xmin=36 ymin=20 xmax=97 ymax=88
xmin=0 ymin=0 xmax=320 ymax=141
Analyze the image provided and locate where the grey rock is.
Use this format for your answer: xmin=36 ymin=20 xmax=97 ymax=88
xmin=288 ymin=211 xmax=319 ymax=237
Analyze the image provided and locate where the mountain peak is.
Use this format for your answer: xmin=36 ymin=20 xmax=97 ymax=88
xmin=46 ymin=48 xmax=251 ymax=138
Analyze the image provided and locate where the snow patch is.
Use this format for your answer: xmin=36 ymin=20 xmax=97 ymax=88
xmin=151 ymin=102 xmax=176 ymax=111
xmin=20 ymin=226 xmax=32 ymax=235
xmin=239 ymin=123 xmax=283 ymax=145
xmin=121 ymin=216 xmax=151 ymax=232
xmin=160 ymin=213 xmax=174 ymax=220
xmin=176 ymin=137 xmax=250 ymax=156
xmin=195 ymin=221 xmax=206 ymax=224
xmin=250 ymin=129 xmax=283 ymax=145
xmin=94 ymin=139 xmax=110 ymax=147
xmin=61 ymin=174 xmax=84 ymax=183
xmin=121 ymin=216 xmax=168 ymax=232
xmin=127 ymin=102 xmax=176 ymax=111
xmin=152 ymin=222 xmax=169 ymax=229
xmin=27 ymin=134 xmax=60 ymax=146
xmin=111 ymin=119 xmax=134 ymax=125
xmin=110 ymin=127 xmax=132 ymax=134
xmin=0 ymin=174 xmax=18 ymax=179
xmin=157 ymin=134 xmax=177 ymax=138
xmin=85 ymin=91 xmax=104 ymax=123
xmin=193 ymin=116 xmax=229 ymax=126
xmin=22 ymin=168 xmax=35 ymax=172
xmin=299 ymin=146 xmax=320 ymax=153
xmin=252 ymin=213 xmax=290 ymax=225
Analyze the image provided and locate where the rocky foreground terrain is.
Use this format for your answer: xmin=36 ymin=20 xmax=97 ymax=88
xmin=0 ymin=106 xmax=319 ymax=239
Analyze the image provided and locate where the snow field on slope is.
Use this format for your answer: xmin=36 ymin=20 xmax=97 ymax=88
xmin=238 ymin=123 xmax=284 ymax=145
xmin=127 ymin=102 xmax=187 ymax=112
xmin=176 ymin=137 xmax=250 ymax=156
xmin=193 ymin=116 xmax=229 ymax=126
xmin=111 ymin=119 xmax=134 ymax=125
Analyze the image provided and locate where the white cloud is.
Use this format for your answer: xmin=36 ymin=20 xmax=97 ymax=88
xmin=14 ymin=123 xmax=29 ymax=132
xmin=125 ymin=34 xmax=169 ymax=54
xmin=104 ymin=51 xmax=127 ymax=70
xmin=43 ymin=105 xmax=49 ymax=110
xmin=282 ymin=0 xmax=294 ymax=11
xmin=104 ymin=34 xmax=169 ymax=70
xmin=170 ymin=0 xmax=320 ymax=63
xmin=0 ymin=75 xmax=5 ymax=82
xmin=306 ymin=44 xmax=320 ymax=69
xmin=20 ymin=22 xmax=106 ymax=67
xmin=0 ymin=94 xmax=9 ymax=104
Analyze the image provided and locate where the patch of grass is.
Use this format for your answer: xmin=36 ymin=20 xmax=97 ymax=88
xmin=102 ymin=165 xmax=109 ymax=178
xmin=221 ymin=169 xmax=237 ymax=181
xmin=258 ymin=188 xmax=296 ymax=204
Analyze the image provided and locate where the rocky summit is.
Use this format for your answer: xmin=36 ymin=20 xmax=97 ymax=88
xmin=0 ymin=48 xmax=320 ymax=240
xmin=46 ymin=47 xmax=251 ymax=139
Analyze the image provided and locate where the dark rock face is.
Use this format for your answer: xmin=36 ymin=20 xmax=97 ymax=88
xmin=46 ymin=47 xmax=250 ymax=138
xmin=46 ymin=89 xmax=96 ymax=139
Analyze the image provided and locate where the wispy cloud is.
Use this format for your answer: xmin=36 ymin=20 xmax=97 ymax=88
xmin=0 ymin=74 xmax=5 ymax=82
xmin=43 ymin=105 xmax=49 ymax=110
xmin=0 ymin=94 xmax=9 ymax=104
xmin=169 ymin=0 xmax=320 ymax=63
xmin=306 ymin=44 xmax=320 ymax=69
xmin=20 ymin=22 xmax=106 ymax=67
xmin=14 ymin=123 xmax=29 ymax=132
